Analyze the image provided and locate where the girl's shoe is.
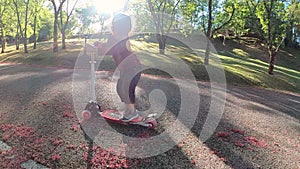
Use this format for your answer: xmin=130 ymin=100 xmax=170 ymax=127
xmin=120 ymin=112 xmax=139 ymax=122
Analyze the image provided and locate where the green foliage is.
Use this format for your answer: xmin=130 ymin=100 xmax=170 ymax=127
xmin=64 ymin=15 xmax=79 ymax=37
xmin=37 ymin=11 xmax=53 ymax=41
xmin=75 ymin=5 xmax=99 ymax=34
xmin=178 ymin=0 xmax=200 ymax=36
xmin=0 ymin=0 xmax=12 ymax=35
xmin=256 ymin=1 xmax=284 ymax=45
xmin=130 ymin=1 xmax=155 ymax=32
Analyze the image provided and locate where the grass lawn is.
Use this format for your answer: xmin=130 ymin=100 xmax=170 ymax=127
xmin=0 ymin=38 xmax=299 ymax=93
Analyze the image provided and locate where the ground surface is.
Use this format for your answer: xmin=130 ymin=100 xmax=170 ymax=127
xmin=0 ymin=63 xmax=299 ymax=169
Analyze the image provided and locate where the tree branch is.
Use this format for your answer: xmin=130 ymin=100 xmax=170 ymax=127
xmin=212 ymin=4 xmax=235 ymax=37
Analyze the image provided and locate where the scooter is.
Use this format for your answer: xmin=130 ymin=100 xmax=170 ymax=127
xmin=81 ymin=50 xmax=157 ymax=129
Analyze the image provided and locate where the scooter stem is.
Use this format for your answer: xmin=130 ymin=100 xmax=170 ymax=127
xmin=90 ymin=52 xmax=96 ymax=101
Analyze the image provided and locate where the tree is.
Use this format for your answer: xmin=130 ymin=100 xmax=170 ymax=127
xmin=59 ymin=0 xmax=78 ymax=49
xmin=284 ymin=0 xmax=299 ymax=47
xmin=50 ymin=0 xmax=66 ymax=52
xmin=203 ymin=0 xmax=212 ymax=65
xmin=178 ymin=0 xmax=200 ymax=37
xmin=257 ymin=0 xmax=287 ymax=74
xmin=178 ymin=0 xmax=235 ymax=64
xmin=75 ymin=5 xmax=99 ymax=35
xmin=12 ymin=0 xmax=31 ymax=53
xmin=31 ymin=0 xmax=45 ymax=49
xmin=131 ymin=1 xmax=155 ymax=32
xmin=147 ymin=0 xmax=181 ymax=54
xmin=37 ymin=7 xmax=54 ymax=42
xmin=98 ymin=12 xmax=110 ymax=36
xmin=203 ymin=0 xmax=235 ymax=65
xmin=0 ymin=0 xmax=10 ymax=53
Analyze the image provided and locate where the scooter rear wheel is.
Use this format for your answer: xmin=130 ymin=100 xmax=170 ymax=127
xmin=82 ymin=110 xmax=91 ymax=120
xmin=145 ymin=118 xmax=157 ymax=129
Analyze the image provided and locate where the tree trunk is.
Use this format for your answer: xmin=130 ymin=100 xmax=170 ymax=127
xmin=33 ymin=15 xmax=37 ymax=49
xmin=268 ymin=49 xmax=276 ymax=75
xmin=100 ymin=21 xmax=104 ymax=36
xmin=23 ymin=0 xmax=29 ymax=53
xmin=60 ymin=6 xmax=66 ymax=50
xmin=62 ymin=29 xmax=66 ymax=49
xmin=205 ymin=0 xmax=213 ymax=65
xmin=13 ymin=0 xmax=27 ymax=53
xmin=53 ymin=12 xmax=59 ymax=52
xmin=1 ymin=38 xmax=5 ymax=53
xmin=1 ymin=41 xmax=4 ymax=53
xmin=15 ymin=34 xmax=19 ymax=50
xmin=157 ymin=34 xmax=166 ymax=54
xmin=204 ymin=38 xmax=211 ymax=65
xmin=1 ymin=30 xmax=5 ymax=53
xmin=23 ymin=38 xmax=28 ymax=53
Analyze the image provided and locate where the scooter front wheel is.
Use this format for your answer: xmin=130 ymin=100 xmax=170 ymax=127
xmin=145 ymin=118 xmax=157 ymax=129
xmin=82 ymin=110 xmax=92 ymax=120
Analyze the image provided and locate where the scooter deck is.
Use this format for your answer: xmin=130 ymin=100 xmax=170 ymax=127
xmin=100 ymin=110 xmax=144 ymax=123
xmin=99 ymin=110 xmax=157 ymax=128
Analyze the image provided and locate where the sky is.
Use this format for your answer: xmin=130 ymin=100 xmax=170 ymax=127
xmin=89 ymin=0 xmax=128 ymax=14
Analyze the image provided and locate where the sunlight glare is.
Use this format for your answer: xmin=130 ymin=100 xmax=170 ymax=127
xmin=92 ymin=0 xmax=126 ymax=14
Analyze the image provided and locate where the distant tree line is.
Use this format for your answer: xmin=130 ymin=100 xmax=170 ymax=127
xmin=0 ymin=0 xmax=299 ymax=74
xmin=130 ymin=0 xmax=300 ymax=73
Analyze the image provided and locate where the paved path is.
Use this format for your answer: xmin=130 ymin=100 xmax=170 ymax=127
xmin=0 ymin=63 xmax=299 ymax=168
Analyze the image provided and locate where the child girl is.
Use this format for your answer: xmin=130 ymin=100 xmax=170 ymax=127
xmin=85 ymin=12 xmax=141 ymax=122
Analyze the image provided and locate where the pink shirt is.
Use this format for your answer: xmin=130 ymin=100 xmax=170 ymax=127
xmin=106 ymin=36 xmax=141 ymax=71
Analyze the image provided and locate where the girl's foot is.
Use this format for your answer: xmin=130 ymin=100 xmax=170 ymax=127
xmin=120 ymin=112 xmax=139 ymax=122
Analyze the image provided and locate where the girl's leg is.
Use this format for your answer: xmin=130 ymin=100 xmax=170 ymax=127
xmin=119 ymin=73 xmax=141 ymax=121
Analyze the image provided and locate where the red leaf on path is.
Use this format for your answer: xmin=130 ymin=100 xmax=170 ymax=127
xmin=244 ymin=136 xmax=267 ymax=148
xmin=257 ymin=140 xmax=267 ymax=148
xmin=216 ymin=131 xmax=230 ymax=138
xmin=191 ymin=159 xmax=196 ymax=165
xmin=137 ymin=131 xmax=150 ymax=138
xmin=98 ymin=130 xmax=105 ymax=136
xmin=3 ymin=134 xmax=10 ymax=141
xmin=51 ymin=138 xmax=64 ymax=146
xmin=63 ymin=111 xmax=74 ymax=118
xmin=248 ymin=147 xmax=254 ymax=151
xmin=71 ymin=125 xmax=79 ymax=132
xmin=231 ymin=128 xmax=245 ymax=135
xmin=274 ymin=142 xmax=279 ymax=147
xmin=234 ymin=141 xmax=245 ymax=148
xmin=51 ymin=154 xmax=61 ymax=161
xmin=82 ymin=153 xmax=88 ymax=160
xmin=100 ymin=151 xmax=107 ymax=157
xmin=178 ymin=143 xmax=183 ymax=148
xmin=14 ymin=125 xmax=35 ymax=138
xmin=220 ymin=157 xmax=226 ymax=162
xmin=67 ymin=144 xmax=75 ymax=149
xmin=0 ymin=124 xmax=13 ymax=131
xmin=244 ymin=136 xmax=258 ymax=143
xmin=42 ymin=102 xmax=47 ymax=106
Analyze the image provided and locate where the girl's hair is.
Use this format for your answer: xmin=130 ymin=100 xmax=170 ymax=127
xmin=112 ymin=13 xmax=131 ymax=37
